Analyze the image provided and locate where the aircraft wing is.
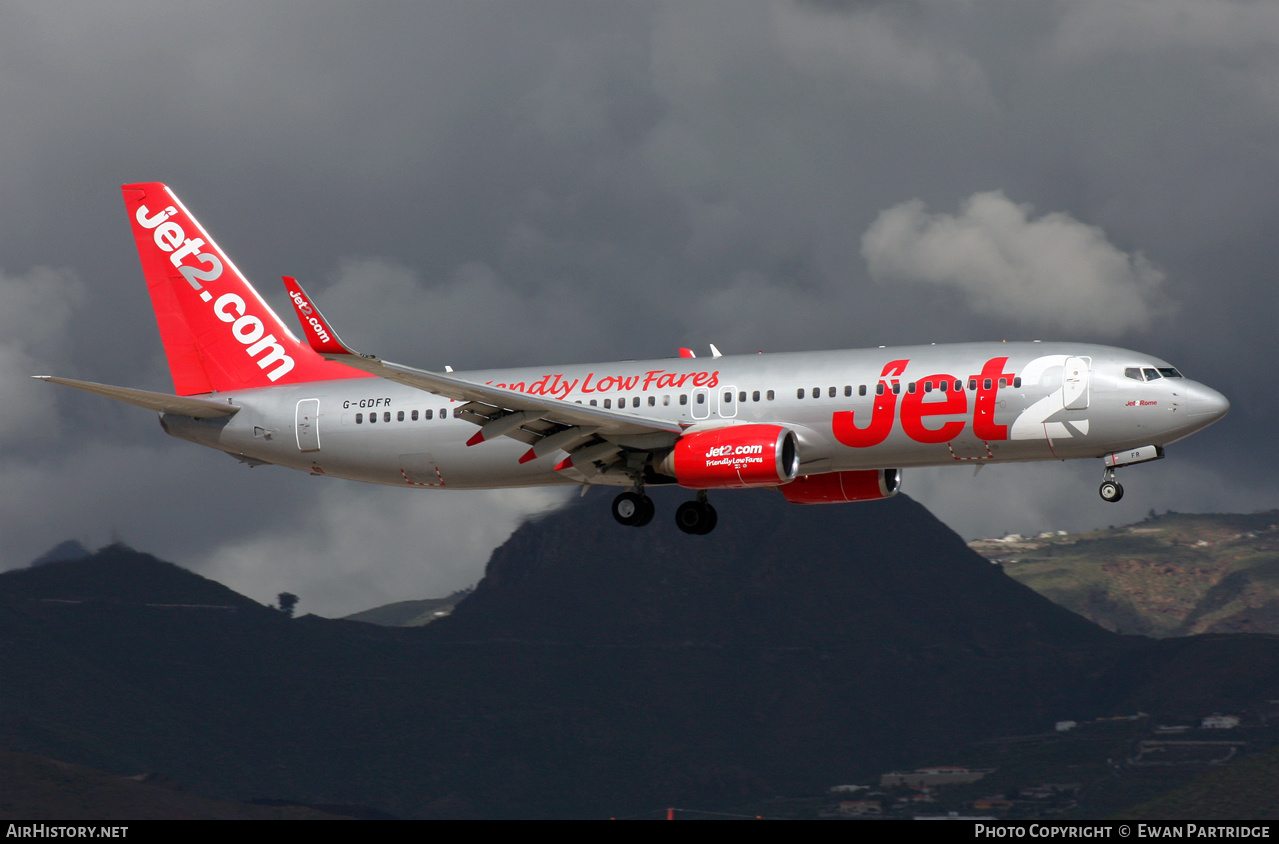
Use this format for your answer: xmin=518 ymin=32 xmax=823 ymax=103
xmin=281 ymin=277 xmax=684 ymax=468
xmin=34 ymin=376 xmax=240 ymax=418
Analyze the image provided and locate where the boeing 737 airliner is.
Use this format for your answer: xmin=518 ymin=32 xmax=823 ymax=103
xmin=38 ymin=183 xmax=1230 ymax=534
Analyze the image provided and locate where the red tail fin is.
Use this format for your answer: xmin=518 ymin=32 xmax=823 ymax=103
xmin=122 ymin=183 xmax=370 ymax=395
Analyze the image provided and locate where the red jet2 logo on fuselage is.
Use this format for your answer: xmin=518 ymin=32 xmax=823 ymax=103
xmin=833 ymin=357 xmax=1018 ymax=448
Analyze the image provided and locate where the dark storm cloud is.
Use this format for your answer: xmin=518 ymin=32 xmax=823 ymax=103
xmin=1 ymin=2 xmax=1273 ymax=614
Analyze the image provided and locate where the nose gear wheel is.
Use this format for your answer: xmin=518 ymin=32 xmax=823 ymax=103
xmin=1098 ymin=466 xmax=1124 ymax=503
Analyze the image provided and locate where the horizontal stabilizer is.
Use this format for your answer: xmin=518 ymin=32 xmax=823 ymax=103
xmin=34 ymin=376 xmax=239 ymax=418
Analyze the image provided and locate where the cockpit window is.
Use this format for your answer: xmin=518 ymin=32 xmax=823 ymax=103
xmin=1127 ymin=366 xmax=1183 ymax=382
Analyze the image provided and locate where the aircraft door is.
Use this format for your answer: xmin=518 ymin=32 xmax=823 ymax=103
xmin=296 ymin=398 xmax=321 ymax=452
xmin=718 ymin=385 xmax=738 ymax=418
xmin=1062 ymin=356 xmax=1091 ymax=410
xmin=691 ymin=387 xmax=710 ymax=420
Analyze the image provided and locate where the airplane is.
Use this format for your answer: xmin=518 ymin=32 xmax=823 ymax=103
xmin=37 ymin=183 xmax=1230 ymax=535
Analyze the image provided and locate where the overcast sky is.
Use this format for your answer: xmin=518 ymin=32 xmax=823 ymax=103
xmin=1 ymin=1 xmax=1274 ymax=616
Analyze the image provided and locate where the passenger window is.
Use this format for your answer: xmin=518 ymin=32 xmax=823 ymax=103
xmin=828 ymin=386 xmax=836 ymax=398
xmin=812 ymin=387 xmax=820 ymax=398
xmin=925 ymin=381 xmax=934 ymax=393
xmin=696 ymin=393 xmax=705 ymax=404
xmin=425 ymin=409 xmax=433 ymax=420
xmin=876 ymin=383 xmax=884 ymax=396
xmin=356 ymin=413 xmax=363 ymax=424
xmin=983 ymin=379 xmax=992 ymax=390
xmin=680 ymin=394 xmax=688 ymax=405
xmin=797 ymin=388 xmax=804 ymax=399
xmin=844 ymin=386 xmax=851 ymax=397
xmin=939 ymin=380 xmax=947 ymax=393
xmin=908 ymin=382 xmax=916 ymax=394
xmin=604 ymin=399 xmax=612 ymax=409
xmin=369 ymin=413 xmax=376 ymax=424
xmin=766 ymin=390 xmax=774 ymax=401
xmin=398 ymin=411 xmax=405 ymax=422
xmin=451 ymin=408 xmax=458 ymax=418
xmin=441 ymin=408 xmax=448 ymax=418
xmin=663 ymin=395 xmax=670 ymax=406
xmin=954 ymin=380 xmax=962 ymax=392
xmin=999 ymin=378 xmax=1007 ymax=388
xmin=724 ymin=391 xmax=732 ymax=403
xmin=590 ymin=399 xmax=597 ymax=406
xmin=752 ymin=390 xmax=760 ymax=402
xmin=411 ymin=409 xmax=419 ymax=421
xmin=892 ymin=383 xmax=900 ymax=395
xmin=739 ymin=391 xmax=747 ymax=402
xmin=859 ymin=385 xmax=866 ymax=397
xmin=649 ymin=396 xmax=656 ymax=407
xmin=1013 ymin=376 xmax=1021 ymax=388
xmin=384 ymin=412 xmax=390 ymax=423
xmin=968 ymin=379 xmax=977 ymax=391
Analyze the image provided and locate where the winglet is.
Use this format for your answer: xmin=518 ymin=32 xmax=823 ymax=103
xmin=281 ymin=276 xmax=361 ymax=357
xmin=679 ymin=348 xmax=696 ymax=358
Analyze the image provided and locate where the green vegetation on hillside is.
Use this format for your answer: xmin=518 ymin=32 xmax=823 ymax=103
xmin=1119 ymin=744 xmax=1279 ymax=820
xmin=970 ymin=511 xmax=1279 ymax=637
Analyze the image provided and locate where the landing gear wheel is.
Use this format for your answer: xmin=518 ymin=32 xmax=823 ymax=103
xmin=635 ymin=494 xmax=655 ymax=526
xmin=699 ymin=503 xmax=717 ymax=534
xmin=612 ymin=492 xmax=655 ymax=526
xmin=1099 ymin=481 xmax=1124 ymax=502
xmin=675 ymin=500 xmax=718 ymax=535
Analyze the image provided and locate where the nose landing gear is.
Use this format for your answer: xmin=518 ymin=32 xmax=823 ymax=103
xmin=1097 ymin=445 xmax=1164 ymax=502
xmin=1099 ymin=466 xmax=1124 ymax=502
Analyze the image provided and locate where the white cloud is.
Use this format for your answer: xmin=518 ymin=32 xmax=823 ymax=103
xmin=0 ymin=427 xmax=573 ymax=619
xmin=861 ymin=191 xmax=1171 ymax=335
xmin=0 ymin=266 xmax=85 ymax=444
xmin=196 ymin=484 xmax=572 ymax=618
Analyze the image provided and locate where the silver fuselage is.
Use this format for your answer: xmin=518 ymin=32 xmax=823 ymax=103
xmin=161 ymin=341 xmax=1229 ymax=490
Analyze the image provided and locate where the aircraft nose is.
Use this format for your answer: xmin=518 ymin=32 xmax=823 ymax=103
xmin=1185 ymin=381 xmax=1230 ymax=422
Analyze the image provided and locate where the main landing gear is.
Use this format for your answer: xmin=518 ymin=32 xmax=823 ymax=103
xmin=674 ymin=493 xmax=717 ymax=535
xmin=611 ymin=489 xmax=718 ymax=534
xmin=611 ymin=490 xmax=655 ymax=527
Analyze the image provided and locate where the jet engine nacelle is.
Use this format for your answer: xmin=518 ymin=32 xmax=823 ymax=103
xmin=659 ymin=424 xmax=800 ymax=489
xmin=780 ymin=468 xmax=902 ymax=504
